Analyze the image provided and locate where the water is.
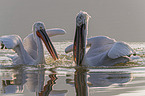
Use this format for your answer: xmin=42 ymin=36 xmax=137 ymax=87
xmin=0 ymin=42 xmax=145 ymax=96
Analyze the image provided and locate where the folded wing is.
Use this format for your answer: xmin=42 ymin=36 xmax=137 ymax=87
xmin=108 ymin=42 xmax=134 ymax=59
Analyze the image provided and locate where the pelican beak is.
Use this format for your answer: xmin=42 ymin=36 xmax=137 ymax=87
xmin=36 ymin=29 xmax=58 ymax=60
xmin=73 ymin=24 xmax=86 ymax=66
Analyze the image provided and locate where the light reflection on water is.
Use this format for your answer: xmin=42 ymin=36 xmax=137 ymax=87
xmin=1 ymin=42 xmax=145 ymax=96
xmin=1 ymin=66 xmax=145 ymax=96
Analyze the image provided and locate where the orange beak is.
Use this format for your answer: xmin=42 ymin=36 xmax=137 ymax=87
xmin=36 ymin=29 xmax=58 ymax=60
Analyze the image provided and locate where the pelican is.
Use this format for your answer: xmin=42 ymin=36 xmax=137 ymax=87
xmin=0 ymin=21 xmax=66 ymax=65
xmin=65 ymin=11 xmax=136 ymax=66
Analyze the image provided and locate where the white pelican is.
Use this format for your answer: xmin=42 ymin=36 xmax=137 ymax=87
xmin=0 ymin=21 xmax=66 ymax=65
xmin=65 ymin=11 xmax=136 ymax=66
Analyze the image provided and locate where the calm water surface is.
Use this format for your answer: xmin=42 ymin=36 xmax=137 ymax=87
xmin=0 ymin=42 xmax=145 ymax=96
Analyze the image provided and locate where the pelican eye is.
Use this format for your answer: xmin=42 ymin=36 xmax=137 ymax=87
xmin=40 ymin=27 xmax=42 ymax=29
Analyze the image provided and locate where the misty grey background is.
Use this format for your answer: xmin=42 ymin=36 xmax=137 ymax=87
xmin=0 ymin=0 xmax=145 ymax=42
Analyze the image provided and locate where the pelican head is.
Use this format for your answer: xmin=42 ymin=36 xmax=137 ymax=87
xmin=33 ymin=21 xmax=58 ymax=60
xmin=73 ymin=11 xmax=90 ymax=66
xmin=76 ymin=11 xmax=90 ymax=27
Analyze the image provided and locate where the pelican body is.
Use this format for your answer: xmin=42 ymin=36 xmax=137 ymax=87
xmin=65 ymin=11 xmax=135 ymax=66
xmin=0 ymin=21 xmax=66 ymax=65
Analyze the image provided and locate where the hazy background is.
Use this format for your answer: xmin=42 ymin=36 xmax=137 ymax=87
xmin=0 ymin=0 xmax=145 ymax=42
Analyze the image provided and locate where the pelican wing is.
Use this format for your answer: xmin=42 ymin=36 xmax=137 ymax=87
xmin=108 ymin=42 xmax=134 ymax=59
xmin=0 ymin=35 xmax=21 ymax=49
xmin=0 ymin=35 xmax=23 ymax=63
xmin=46 ymin=28 xmax=66 ymax=37
xmin=0 ymin=35 xmax=36 ymax=64
xmin=65 ymin=44 xmax=73 ymax=53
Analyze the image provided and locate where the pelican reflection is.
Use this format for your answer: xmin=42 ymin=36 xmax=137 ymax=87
xmin=0 ymin=66 xmax=68 ymax=96
xmin=88 ymin=71 xmax=133 ymax=87
xmin=1 ymin=67 xmax=26 ymax=94
xmin=66 ymin=68 xmax=133 ymax=96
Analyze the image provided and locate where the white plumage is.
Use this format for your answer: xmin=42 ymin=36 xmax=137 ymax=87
xmin=65 ymin=36 xmax=135 ymax=66
xmin=65 ymin=11 xmax=135 ymax=66
xmin=0 ymin=22 xmax=66 ymax=65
